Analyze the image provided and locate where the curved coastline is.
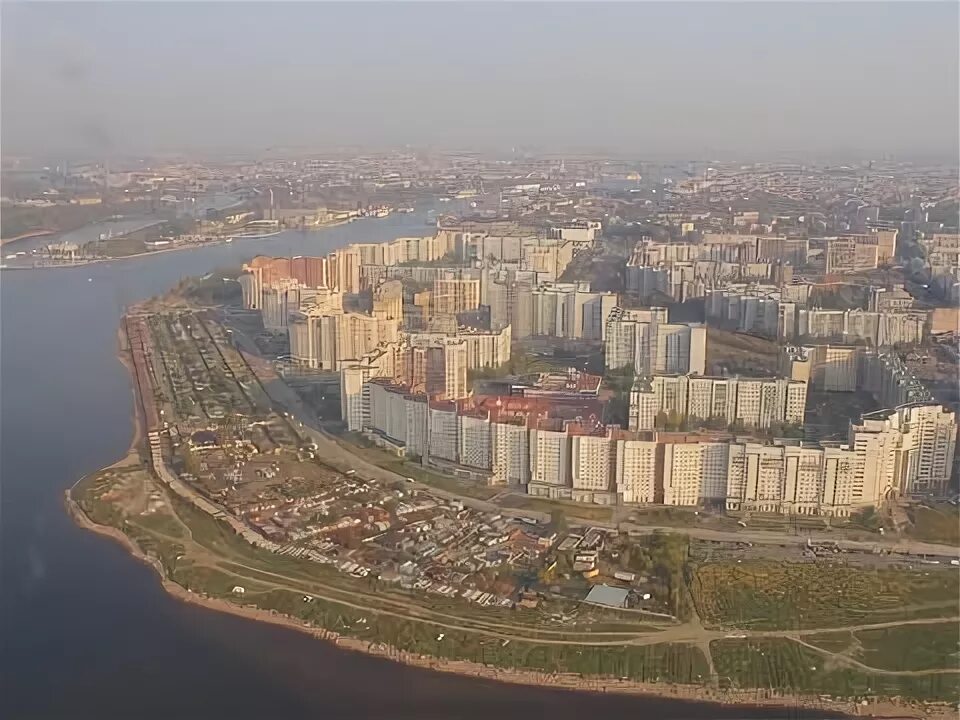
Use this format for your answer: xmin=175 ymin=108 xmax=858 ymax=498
xmin=61 ymin=332 xmax=951 ymax=720
xmin=4 ymin=218 xmax=355 ymax=271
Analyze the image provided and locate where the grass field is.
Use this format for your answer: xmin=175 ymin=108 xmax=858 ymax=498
xmin=250 ymin=588 xmax=709 ymax=684
xmin=73 ymin=457 xmax=960 ymax=704
xmin=691 ymin=561 xmax=960 ymax=630
xmin=712 ymin=638 xmax=960 ymax=701
xmin=806 ymin=623 xmax=960 ymax=673
xmin=905 ymin=503 xmax=960 ymax=545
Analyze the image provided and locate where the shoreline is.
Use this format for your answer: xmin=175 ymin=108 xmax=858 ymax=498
xmin=68 ymin=490 xmax=951 ymax=719
xmin=0 ymin=229 xmax=56 ymax=246
xmin=2 ymin=217 xmax=358 ymax=271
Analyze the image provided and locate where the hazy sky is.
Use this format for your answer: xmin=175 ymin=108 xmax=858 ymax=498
xmin=2 ymin=2 xmax=958 ymax=161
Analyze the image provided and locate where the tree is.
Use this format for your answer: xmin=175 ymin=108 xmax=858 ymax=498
xmin=551 ymin=509 xmax=568 ymax=533
xmin=666 ymin=409 xmax=682 ymax=431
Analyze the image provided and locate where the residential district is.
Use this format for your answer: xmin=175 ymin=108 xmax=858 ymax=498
xmin=70 ymin=153 xmax=960 ymax=712
xmin=231 ymin=174 xmax=959 ymax=519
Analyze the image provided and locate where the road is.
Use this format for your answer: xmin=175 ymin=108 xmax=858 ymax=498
xmin=225 ymin=314 xmax=960 ymax=560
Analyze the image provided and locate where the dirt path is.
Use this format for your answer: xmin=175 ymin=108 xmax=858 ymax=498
xmin=763 ymin=614 xmax=960 ymax=637
xmin=147 ymin=477 xmax=960 ymax=662
xmin=150 ymin=503 xmax=960 ymax=667
xmin=791 ymin=636 xmax=960 ymax=677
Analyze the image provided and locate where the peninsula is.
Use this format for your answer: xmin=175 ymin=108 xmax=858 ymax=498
xmin=68 ymin=281 xmax=959 ymax=720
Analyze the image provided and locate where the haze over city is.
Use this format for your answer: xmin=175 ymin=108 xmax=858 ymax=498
xmin=3 ymin=3 xmax=960 ymax=720
xmin=2 ymin=1 xmax=958 ymax=160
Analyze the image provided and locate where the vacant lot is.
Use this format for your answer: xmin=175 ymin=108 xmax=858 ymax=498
xmin=711 ymin=638 xmax=960 ymax=701
xmin=691 ymin=561 xmax=960 ymax=630
xmin=806 ymin=623 xmax=960 ymax=672
xmin=706 ymin=328 xmax=780 ymax=376
xmin=905 ymin=503 xmax=960 ymax=546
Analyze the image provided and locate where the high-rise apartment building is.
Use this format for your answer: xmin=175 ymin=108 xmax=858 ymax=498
xmin=850 ymin=403 xmax=957 ymax=498
xmin=663 ymin=441 xmax=730 ymax=506
xmin=492 ymin=421 xmax=530 ymax=486
xmin=725 ymin=442 xmax=858 ymax=515
xmin=459 ymin=411 xmax=492 ymax=470
xmin=614 ymin=438 xmax=659 ymax=503
xmin=433 ymin=273 xmax=481 ymax=316
xmin=288 ymin=309 xmax=400 ymax=370
xmin=629 ymin=374 xmax=806 ymax=430
xmin=604 ymin=307 xmax=705 ymax=375
xmin=824 ymin=237 xmax=880 ymax=274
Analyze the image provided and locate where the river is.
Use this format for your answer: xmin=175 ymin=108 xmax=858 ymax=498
xmin=0 ymin=208 xmax=837 ymax=719
xmin=2 ymin=192 xmax=241 ymax=258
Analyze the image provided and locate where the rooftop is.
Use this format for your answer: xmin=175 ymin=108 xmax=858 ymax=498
xmin=584 ymin=584 xmax=629 ymax=608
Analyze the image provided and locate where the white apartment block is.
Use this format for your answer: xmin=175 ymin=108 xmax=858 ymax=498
xmin=529 ymin=427 xmax=572 ymax=490
xmin=525 ymin=284 xmax=618 ymax=341
xmin=407 ymin=325 xmax=512 ymax=370
xmin=428 ymin=405 xmax=459 ymax=463
xmin=604 ymin=307 xmax=705 ymax=375
xmin=605 ymin=307 xmax=669 ymax=370
xmin=367 ymin=380 xmax=410 ymax=448
xmin=289 ymin=309 xmax=400 ymax=370
xmin=570 ymin=434 xmax=613 ymax=492
xmin=491 ymin=422 xmax=530 ymax=486
xmin=406 ymin=397 xmax=427 ymax=458
xmin=442 ymin=341 xmax=468 ymax=401
xmin=796 ymin=308 xmax=927 ymax=347
xmin=725 ymin=442 xmax=859 ymax=516
xmin=458 ymin=413 xmax=492 ymax=470
xmin=630 ymin=375 xmax=807 ymax=431
xmin=851 ymin=403 xmax=958 ymax=498
xmin=662 ymin=442 xmax=731 ymax=506
xmin=614 ymin=439 xmax=658 ymax=503
xmin=340 ymin=365 xmax=373 ymax=432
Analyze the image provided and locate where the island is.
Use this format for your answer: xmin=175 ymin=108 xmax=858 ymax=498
xmin=67 ymin=278 xmax=959 ymax=720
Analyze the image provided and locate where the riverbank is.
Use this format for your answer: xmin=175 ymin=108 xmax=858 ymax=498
xmin=0 ymin=229 xmax=55 ymax=246
xmin=2 ymin=217 xmax=355 ymax=271
xmin=69 ymin=486 xmax=954 ymax=719
xmin=60 ymin=313 xmax=954 ymax=719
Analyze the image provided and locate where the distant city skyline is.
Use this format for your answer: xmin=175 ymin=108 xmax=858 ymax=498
xmin=2 ymin=2 xmax=958 ymax=162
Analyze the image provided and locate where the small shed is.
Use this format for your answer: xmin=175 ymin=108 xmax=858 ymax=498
xmin=584 ymin=583 xmax=629 ymax=608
